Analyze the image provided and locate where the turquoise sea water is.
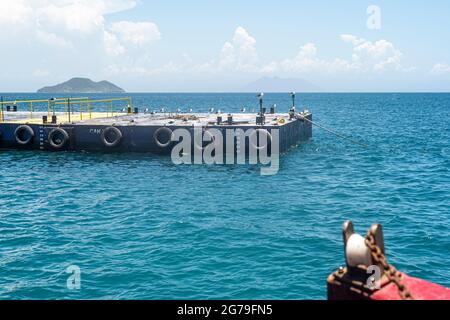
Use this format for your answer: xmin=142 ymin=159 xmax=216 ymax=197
xmin=0 ymin=93 xmax=449 ymax=299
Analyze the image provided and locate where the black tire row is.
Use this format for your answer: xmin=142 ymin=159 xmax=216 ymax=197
xmin=6 ymin=125 xmax=273 ymax=151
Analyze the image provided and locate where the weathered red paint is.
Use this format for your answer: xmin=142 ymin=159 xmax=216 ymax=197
xmin=371 ymin=273 xmax=450 ymax=300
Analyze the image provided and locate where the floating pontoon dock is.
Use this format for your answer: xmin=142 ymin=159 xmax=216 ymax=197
xmin=0 ymin=96 xmax=312 ymax=154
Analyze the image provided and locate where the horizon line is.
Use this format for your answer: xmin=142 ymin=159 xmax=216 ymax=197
xmin=1 ymin=91 xmax=450 ymax=94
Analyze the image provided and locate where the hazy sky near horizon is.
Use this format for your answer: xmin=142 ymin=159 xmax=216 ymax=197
xmin=1 ymin=0 xmax=450 ymax=92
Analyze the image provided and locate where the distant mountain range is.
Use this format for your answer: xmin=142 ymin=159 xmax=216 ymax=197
xmin=241 ymin=76 xmax=321 ymax=92
xmin=37 ymin=77 xmax=125 ymax=93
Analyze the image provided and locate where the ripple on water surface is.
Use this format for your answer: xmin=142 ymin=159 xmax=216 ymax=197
xmin=0 ymin=93 xmax=449 ymax=299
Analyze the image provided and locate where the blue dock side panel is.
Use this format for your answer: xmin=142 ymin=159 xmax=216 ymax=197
xmin=0 ymin=113 xmax=312 ymax=154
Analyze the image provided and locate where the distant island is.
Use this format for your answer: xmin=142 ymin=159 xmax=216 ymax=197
xmin=37 ymin=77 xmax=125 ymax=93
xmin=242 ymin=76 xmax=321 ymax=92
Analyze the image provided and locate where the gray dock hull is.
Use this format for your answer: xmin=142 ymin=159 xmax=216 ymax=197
xmin=0 ymin=114 xmax=312 ymax=155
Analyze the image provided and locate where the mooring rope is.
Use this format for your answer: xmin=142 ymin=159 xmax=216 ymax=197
xmin=297 ymin=114 xmax=369 ymax=148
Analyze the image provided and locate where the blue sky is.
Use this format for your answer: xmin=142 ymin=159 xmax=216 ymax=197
xmin=1 ymin=0 xmax=450 ymax=92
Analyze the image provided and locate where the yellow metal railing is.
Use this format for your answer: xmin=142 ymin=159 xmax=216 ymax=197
xmin=0 ymin=97 xmax=133 ymax=123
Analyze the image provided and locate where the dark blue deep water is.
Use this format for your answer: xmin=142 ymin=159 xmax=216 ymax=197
xmin=0 ymin=93 xmax=449 ymax=299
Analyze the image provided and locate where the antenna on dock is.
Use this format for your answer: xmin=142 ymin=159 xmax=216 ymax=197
xmin=289 ymin=92 xmax=296 ymax=120
xmin=256 ymin=92 xmax=265 ymax=125
xmin=257 ymin=92 xmax=264 ymax=113
xmin=290 ymin=92 xmax=296 ymax=108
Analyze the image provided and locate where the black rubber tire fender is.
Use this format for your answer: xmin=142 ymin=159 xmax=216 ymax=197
xmin=101 ymin=126 xmax=123 ymax=148
xmin=14 ymin=125 xmax=35 ymax=145
xmin=48 ymin=128 xmax=70 ymax=149
xmin=153 ymin=127 xmax=173 ymax=148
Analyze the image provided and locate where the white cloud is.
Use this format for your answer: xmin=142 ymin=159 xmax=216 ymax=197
xmin=0 ymin=0 xmax=32 ymax=26
xmin=182 ymin=26 xmax=259 ymax=74
xmin=232 ymin=26 xmax=258 ymax=65
xmin=36 ymin=30 xmax=73 ymax=48
xmin=36 ymin=2 xmax=105 ymax=34
xmin=340 ymin=34 xmax=406 ymax=71
xmin=192 ymin=30 xmax=413 ymax=78
xmin=127 ymin=29 xmax=414 ymax=86
xmin=340 ymin=34 xmax=365 ymax=46
xmin=0 ymin=0 xmax=136 ymax=31
xmin=262 ymin=34 xmax=413 ymax=75
xmin=110 ymin=21 xmax=161 ymax=46
xmin=218 ymin=42 xmax=236 ymax=69
xmin=0 ymin=2 xmax=422 ymax=91
xmin=265 ymin=42 xmax=352 ymax=75
xmin=430 ymin=63 xmax=450 ymax=75
xmin=103 ymin=31 xmax=126 ymax=57
xmin=278 ymin=43 xmax=350 ymax=73
xmin=0 ymin=0 xmax=160 ymax=81
xmin=260 ymin=61 xmax=278 ymax=73
xmin=217 ymin=27 xmax=258 ymax=72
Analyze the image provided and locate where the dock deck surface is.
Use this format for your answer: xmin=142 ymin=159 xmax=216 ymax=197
xmin=1 ymin=111 xmax=125 ymax=124
xmin=1 ymin=111 xmax=297 ymax=127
